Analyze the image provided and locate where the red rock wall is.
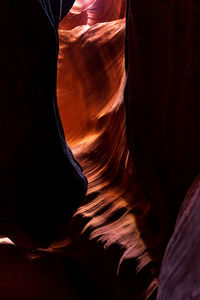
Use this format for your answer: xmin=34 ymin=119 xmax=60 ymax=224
xmin=57 ymin=1 xmax=158 ymax=298
xmin=58 ymin=1 xmax=200 ymax=298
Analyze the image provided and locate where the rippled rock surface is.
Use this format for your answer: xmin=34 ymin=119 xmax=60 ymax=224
xmin=57 ymin=0 xmax=158 ymax=298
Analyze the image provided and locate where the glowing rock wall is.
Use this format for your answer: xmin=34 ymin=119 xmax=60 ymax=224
xmin=58 ymin=0 xmax=126 ymax=144
xmin=57 ymin=1 xmax=157 ymax=298
xmin=58 ymin=1 xmax=200 ymax=298
xmin=58 ymin=19 xmax=126 ymax=143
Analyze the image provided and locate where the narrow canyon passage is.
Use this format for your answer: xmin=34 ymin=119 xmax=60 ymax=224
xmin=1 ymin=1 xmax=199 ymax=299
xmin=56 ymin=1 xmax=158 ymax=298
xmin=0 ymin=2 xmax=157 ymax=299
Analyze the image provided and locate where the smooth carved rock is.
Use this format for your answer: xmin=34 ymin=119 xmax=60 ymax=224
xmin=60 ymin=0 xmax=126 ymax=29
xmin=58 ymin=19 xmax=126 ymax=143
xmin=57 ymin=1 xmax=158 ymax=298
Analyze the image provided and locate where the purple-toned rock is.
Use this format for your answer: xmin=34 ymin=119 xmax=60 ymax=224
xmin=157 ymin=175 xmax=200 ymax=300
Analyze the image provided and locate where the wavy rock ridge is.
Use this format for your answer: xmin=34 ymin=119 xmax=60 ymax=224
xmin=57 ymin=1 xmax=158 ymax=298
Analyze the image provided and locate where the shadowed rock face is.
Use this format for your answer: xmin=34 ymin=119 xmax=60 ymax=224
xmin=0 ymin=0 xmax=87 ymax=248
xmin=125 ymin=0 xmax=200 ymax=234
xmin=125 ymin=1 xmax=200 ymax=298
xmin=157 ymin=176 xmax=200 ymax=300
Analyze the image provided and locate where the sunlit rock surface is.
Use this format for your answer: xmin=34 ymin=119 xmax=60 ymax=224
xmin=57 ymin=0 xmax=158 ymax=298
xmin=60 ymin=0 xmax=126 ymax=29
xmin=62 ymin=2 xmax=200 ymax=299
xmin=58 ymin=19 xmax=126 ymax=143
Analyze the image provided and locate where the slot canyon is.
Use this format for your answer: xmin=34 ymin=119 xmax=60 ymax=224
xmin=0 ymin=0 xmax=200 ymax=299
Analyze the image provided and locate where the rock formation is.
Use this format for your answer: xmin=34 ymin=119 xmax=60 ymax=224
xmin=1 ymin=0 xmax=199 ymax=299
xmin=57 ymin=0 xmax=158 ymax=298
xmin=125 ymin=1 xmax=200 ymax=298
xmin=58 ymin=0 xmax=200 ymax=298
